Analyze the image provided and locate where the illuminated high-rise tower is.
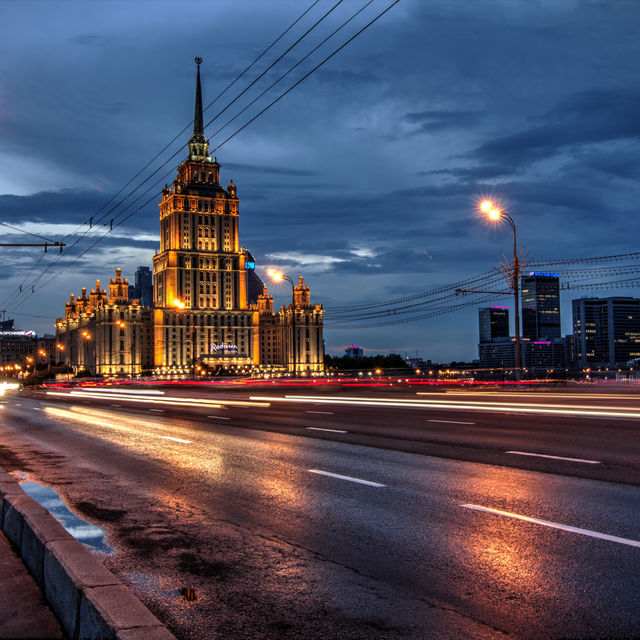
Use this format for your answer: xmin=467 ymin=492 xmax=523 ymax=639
xmin=56 ymin=59 xmax=324 ymax=377
xmin=152 ymin=58 xmax=256 ymax=368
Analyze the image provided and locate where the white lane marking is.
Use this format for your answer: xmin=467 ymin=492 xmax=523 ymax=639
xmin=208 ymin=415 xmax=230 ymax=420
xmin=149 ymin=409 xmax=164 ymax=413
xmin=305 ymin=427 xmax=348 ymax=434
xmin=506 ymin=451 xmax=601 ymax=464
xmin=428 ymin=419 xmax=475 ymax=425
xmin=160 ymin=436 xmax=192 ymax=444
xmin=460 ymin=504 xmax=640 ymax=548
xmin=308 ymin=469 xmax=385 ymax=487
xmin=305 ymin=410 xmax=335 ymax=415
xmin=111 ymin=404 xmax=121 ymax=407
xmin=15 ymin=403 xmax=22 ymax=406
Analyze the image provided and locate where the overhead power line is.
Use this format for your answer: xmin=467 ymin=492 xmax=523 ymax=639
xmin=4 ymin=0 xmax=400 ymax=314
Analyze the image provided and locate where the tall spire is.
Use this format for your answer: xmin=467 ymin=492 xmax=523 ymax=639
xmin=193 ymin=56 xmax=204 ymax=136
xmin=188 ymin=56 xmax=211 ymax=163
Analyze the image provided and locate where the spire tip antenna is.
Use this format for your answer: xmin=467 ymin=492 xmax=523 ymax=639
xmin=194 ymin=56 xmax=203 ymax=66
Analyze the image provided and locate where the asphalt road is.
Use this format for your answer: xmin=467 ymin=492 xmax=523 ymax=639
xmin=1 ymin=385 xmax=639 ymax=639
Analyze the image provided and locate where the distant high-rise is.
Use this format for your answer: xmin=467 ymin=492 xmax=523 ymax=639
xmin=345 ymin=344 xmax=363 ymax=358
xmin=243 ymin=250 xmax=264 ymax=305
xmin=478 ymin=307 xmax=509 ymax=344
xmin=573 ymin=297 xmax=640 ymax=366
xmin=134 ymin=266 xmax=153 ymax=307
xmin=521 ymin=272 xmax=561 ymax=340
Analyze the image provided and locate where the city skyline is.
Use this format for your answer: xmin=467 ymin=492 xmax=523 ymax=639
xmin=2 ymin=1 xmax=640 ymax=360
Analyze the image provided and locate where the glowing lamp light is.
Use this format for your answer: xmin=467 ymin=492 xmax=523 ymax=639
xmin=479 ymin=200 xmax=493 ymax=214
xmin=267 ymin=269 xmax=284 ymax=282
xmin=172 ymin=299 xmax=185 ymax=309
xmin=480 ymin=199 xmax=503 ymax=221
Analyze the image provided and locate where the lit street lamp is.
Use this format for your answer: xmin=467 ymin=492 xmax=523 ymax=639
xmin=267 ymin=269 xmax=297 ymax=376
xmin=479 ymin=200 xmax=522 ymax=378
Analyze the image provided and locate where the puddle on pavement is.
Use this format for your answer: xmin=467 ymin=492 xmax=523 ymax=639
xmin=15 ymin=473 xmax=112 ymax=554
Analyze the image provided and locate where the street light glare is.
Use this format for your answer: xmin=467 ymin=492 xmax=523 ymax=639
xmin=268 ymin=269 xmax=284 ymax=282
xmin=479 ymin=200 xmax=494 ymax=214
xmin=480 ymin=199 xmax=503 ymax=220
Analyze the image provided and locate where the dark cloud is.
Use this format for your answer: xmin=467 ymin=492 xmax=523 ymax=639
xmin=224 ymin=162 xmax=316 ymax=177
xmin=404 ymin=109 xmax=482 ymax=132
xmin=0 ymin=189 xmax=157 ymax=233
xmin=472 ymin=88 xmax=640 ymax=171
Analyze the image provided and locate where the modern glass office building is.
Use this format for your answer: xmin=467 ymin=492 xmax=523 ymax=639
xmin=521 ymin=273 xmax=561 ymax=340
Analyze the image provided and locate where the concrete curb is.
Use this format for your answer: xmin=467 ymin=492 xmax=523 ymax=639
xmin=0 ymin=468 xmax=176 ymax=640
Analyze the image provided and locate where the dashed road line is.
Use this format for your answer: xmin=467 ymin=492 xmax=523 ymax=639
xmin=506 ymin=451 xmax=601 ymax=464
xmin=305 ymin=410 xmax=335 ymax=415
xmin=160 ymin=436 xmax=192 ymax=444
xmin=305 ymin=427 xmax=348 ymax=434
xmin=149 ymin=409 xmax=164 ymax=413
xmin=428 ymin=419 xmax=475 ymax=425
xmin=208 ymin=415 xmax=230 ymax=420
xmin=460 ymin=504 xmax=640 ymax=548
xmin=308 ymin=469 xmax=385 ymax=487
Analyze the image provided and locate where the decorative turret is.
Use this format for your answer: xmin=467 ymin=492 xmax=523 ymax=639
xmin=89 ymin=280 xmax=107 ymax=310
xmin=257 ymin=286 xmax=274 ymax=314
xmin=65 ymin=293 xmax=76 ymax=319
xmin=109 ymin=268 xmax=129 ymax=304
xmin=188 ymin=57 xmax=212 ymax=163
xmin=293 ymin=276 xmax=311 ymax=309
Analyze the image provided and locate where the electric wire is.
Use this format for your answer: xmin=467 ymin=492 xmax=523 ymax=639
xmin=4 ymin=0 xmax=399 ymax=314
xmin=209 ymin=0 xmax=377 ymax=142
xmin=213 ymin=0 xmax=400 ymax=152
xmin=0 ymin=0 xmax=327 ymax=310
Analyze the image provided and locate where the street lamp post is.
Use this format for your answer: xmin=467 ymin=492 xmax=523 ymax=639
xmin=267 ymin=269 xmax=297 ymax=376
xmin=480 ymin=200 xmax=522 ymax=378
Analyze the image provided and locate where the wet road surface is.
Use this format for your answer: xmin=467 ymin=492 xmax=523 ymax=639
xmin=1 ymin=387 xmax=639 ymax=638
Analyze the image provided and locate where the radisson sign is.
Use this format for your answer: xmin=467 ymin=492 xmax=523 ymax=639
xmin=0 ymin=331 xmax=36 ymax=338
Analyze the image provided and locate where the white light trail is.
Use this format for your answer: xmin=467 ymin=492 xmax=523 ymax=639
xmin=460 ymin=504 xmax=640 ymax=548
xmin=249 ymin=394 xmax=640 ymax=420
xmin=45 ymin=407 xmax=118 ymax=430
xmin=47 ymin=390 xmax=270 ymax=409
xmin=439 ymin=391 xmax=640 ymax=400
xmin=77 ymin=388 xmax=165 ymax=396
xmin=305 ymin=427 xmax=348 ymax=433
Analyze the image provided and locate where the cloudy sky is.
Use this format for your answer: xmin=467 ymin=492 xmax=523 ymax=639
xmin=1 ymin=0 xmax=639 ymax=361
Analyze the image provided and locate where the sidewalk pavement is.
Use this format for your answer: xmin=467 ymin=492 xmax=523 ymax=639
xmin=0 ymin=528 xmax=66 ymax=639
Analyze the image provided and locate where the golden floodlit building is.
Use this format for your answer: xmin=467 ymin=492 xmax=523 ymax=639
xmin=55 ymin=59 xmax=324 ymax=377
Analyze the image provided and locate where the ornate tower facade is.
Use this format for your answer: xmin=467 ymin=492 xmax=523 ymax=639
xmin=152 ymin=58 xmax=256 ymax=369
